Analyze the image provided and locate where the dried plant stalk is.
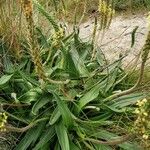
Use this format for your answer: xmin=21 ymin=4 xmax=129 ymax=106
xmin=21 ymin=0 xmax=69 ymax=84
xmin=98 ymin=0 xmax=115 ymax=30
xmin=21 ymin=0 xmax=46 ymax=81
xmin=91 ymin=17 xmax=98 ymax=60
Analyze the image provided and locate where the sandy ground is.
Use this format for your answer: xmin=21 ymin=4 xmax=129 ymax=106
xmin=78 ymin=13 xmax=149 ymax=67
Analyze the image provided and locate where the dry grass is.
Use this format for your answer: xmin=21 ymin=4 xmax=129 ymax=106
xmin=0 ymin=0 xmax=23 ymax=59
xmin=46 ymin=0 xmax=149 ymax=23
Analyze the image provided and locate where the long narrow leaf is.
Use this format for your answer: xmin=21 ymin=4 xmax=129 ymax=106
xmin=78 ymin=83 xmax=101 ymax=110
xmin=49 ymin=106 xmax=61 ymax=125
xmin=33 ymin=126 xmax=55 ymax=150
xmin=15 ymin=122 xmax=46 ymax=150
xmin=55 ymin=121 xmax=70 ymax=150
xmin=0 ymin=74 xmax=13 ymax=87
xmin=53 ymin=93 xmax=73 ymax=127
xmin=32 ymin=93 xmax=52 ymax=115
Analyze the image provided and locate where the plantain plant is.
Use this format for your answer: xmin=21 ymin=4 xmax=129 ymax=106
xmin=0 ymin=0 xmax=150 ymax=150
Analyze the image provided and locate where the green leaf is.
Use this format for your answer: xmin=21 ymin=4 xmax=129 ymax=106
xmin=53 ymin=93 xmax=73 ymax=127
xmin=104 ymin=105 xmax=125 ymax=113
xmin=18 ymin=70 xmax=39 ymax=87
xmin=0 ymin=97 xmax=7 ymax=103
xmin=87 ymin=130 xmax=140 ymax=150
xmin=55 ymin=121 xmax=70 ymax=150
xmin=70 ymin=46 xmax=89 ymax=77
xmin=31 ymin=122 xmax=47 ymax=146
xmin=78 ymin=119 xmax=113 ymax=127
xmin=39 ymin=142 xmax=50 ymax=150
xmin=94 ymin=144 xmax=112 ymax=150
xmin=104 ymin=66 xmax=119 ymax=93
xmin=119 ymin=142 xmax=141 ymax=150
xmin=32 ymin=93 xmax=52 ymax=115
xmin=63 ymin=32 xmax=75 ymax=43
xmin=15 ymin=122 xmax=46 ymax=150
xmin=65 ymin=50 xmax=79 ymax=78
xmin=109 ymin=93 xmax=145 ymax=108
xmin=49 ymin=106 xmax=61 ymax=125
xmin=70 ymin=141 xmax=80 ymax=150
xmin=2 ymin=50 xmax=14 ymax=73
xmin=33 ymin=126 xmax=55 ymax=150
xmin=0 ymin=74 xmax=13 ymax=87
xmin=36 ymin=27 xmax=49 ymax=48
xmin=15 ymin=130 xmax=34 ymax=150
xmin=78 ymin=83 xmax=101 ymax=110
xmin=96 ymin=48 xmax=106 ymax=66
xmin=54 ymin=142 xmax=61 ymax=150
xmin=19 ymin=88 xmax=42 ymax=103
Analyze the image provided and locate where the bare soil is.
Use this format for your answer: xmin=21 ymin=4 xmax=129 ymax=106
xmin=79 ymin=12 xmax=149 ymax=67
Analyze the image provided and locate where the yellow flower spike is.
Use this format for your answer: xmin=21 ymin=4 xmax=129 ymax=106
xmin=134 ymin=96 xmax=149 ymax=140
xmin=136 ymin=100 xmax=141 ymax=103
xmin=102 ymin=1 xmax=107 ymax=14
xmin=108 ymin=7 xmax=112 ymax=16
xmin=52 ymin=39 xmax=59 ymax=47
xmin=3 ymin=113 xmax=8 ymax=120
xmin=141 ymin=127 xmax=146 ymax=133
xmin=0 ymin=122 xmax=4 ymax=128
xmin=57 ymin=28 xmax=65 ymax=39
xmin=143 ymin=112 xmax=148 ymax=116
xmin=51 ymin=27 xmax=65 ymax=48
xmin=98 ymin=0 xmax=115 ymax=30
xmin=136 ymin=100 xmax=144 ymax=107
xmin=134 ymin=108 xmax=140 ymax=114
xmin=134 ymin=119 xmax=139 ymax=125
xmin=142 ymin=98 xmax=147 ymax=103
xmin=53 ymin=34 xmax=57 ymax=39
xmin=142 ymin=118 xmax=146 ymax=122
xmin=142 ymin=134 xmax=149 ymax=140
xmin=99 ymin=0 xmax=102 ymax=10
xmin=21 ymin=0 xmax=47 ymax=82
xmin=0 ymin=112 xmax=8 ymax=131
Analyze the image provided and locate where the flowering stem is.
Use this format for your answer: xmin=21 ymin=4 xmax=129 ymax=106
xmin=5 ymin=117 xmax=48 ymax=132
xmin=84 ymin=134 xmax=133 ymax=145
